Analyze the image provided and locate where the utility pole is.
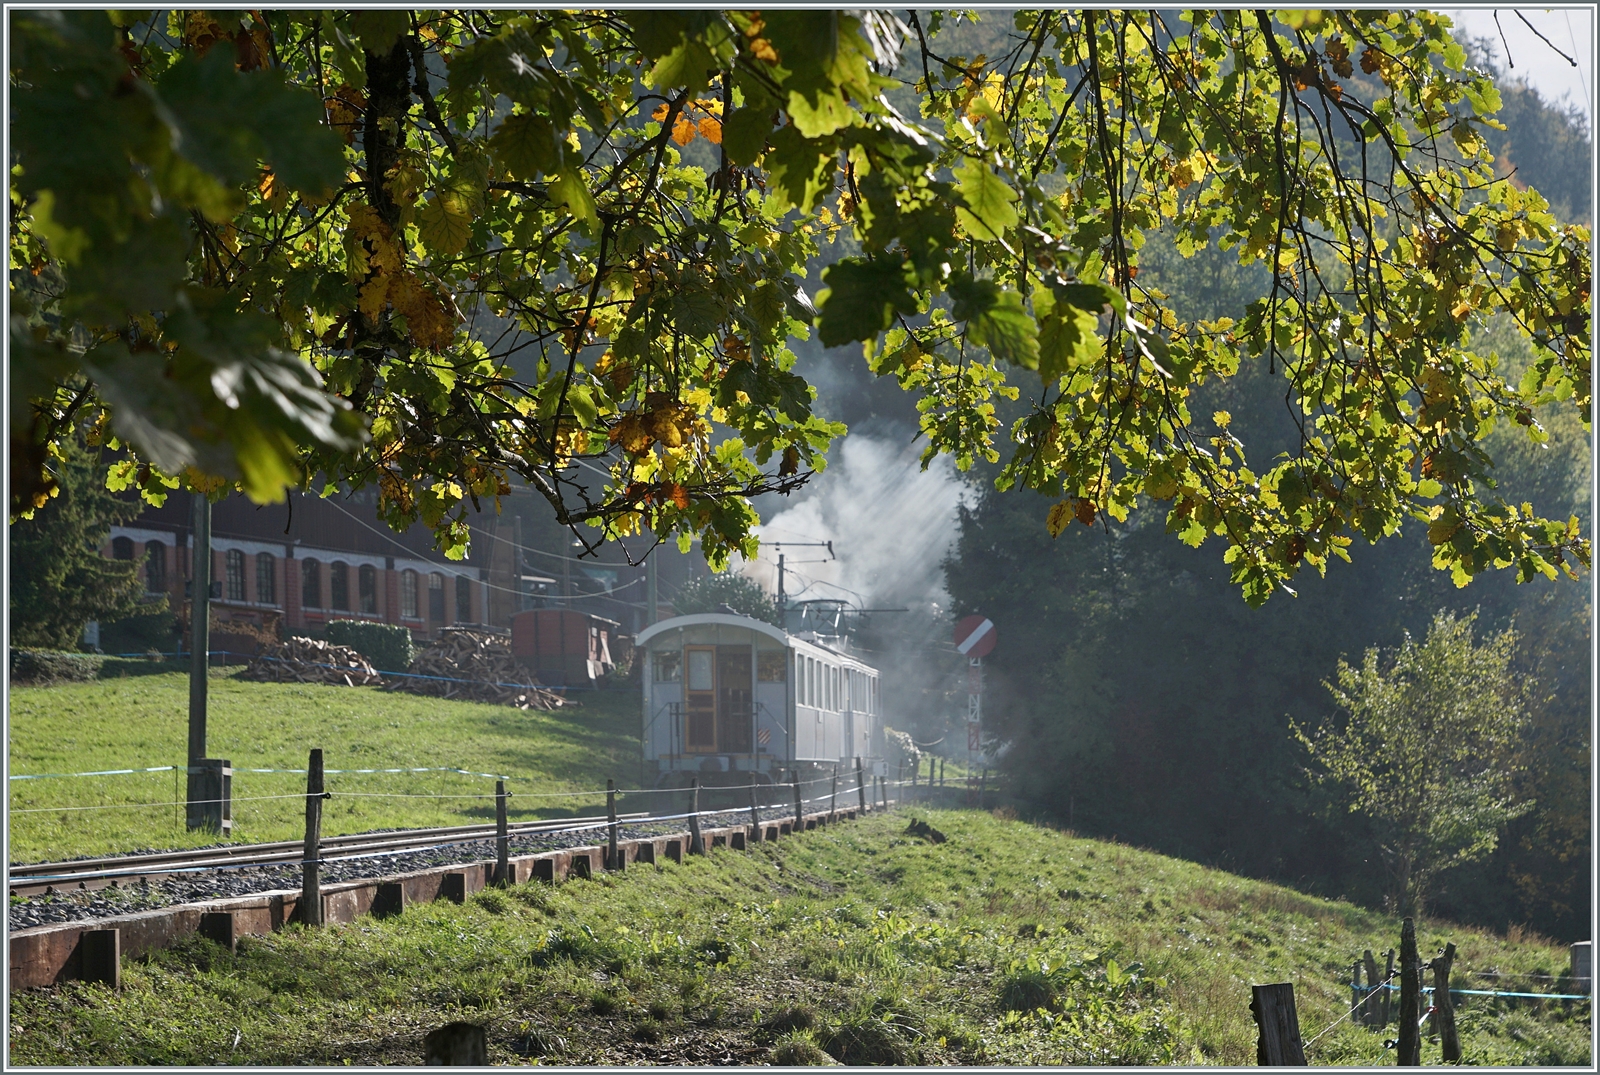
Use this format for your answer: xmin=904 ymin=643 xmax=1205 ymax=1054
xmin=647 ymin=553 xmax=658 ymax=625
xmin=776 ymin=552 xmax=785 ymax=611
xmin=186 ymin=492 xmax=211 ymax=829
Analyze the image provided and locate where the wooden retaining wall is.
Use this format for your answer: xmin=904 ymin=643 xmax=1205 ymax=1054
xmin=8 ymin=809 xmax=861 ymax=990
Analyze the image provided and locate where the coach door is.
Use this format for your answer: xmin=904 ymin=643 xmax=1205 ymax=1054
xmin=716 ymin=647 xmax=753 ymax=754
xmin=685 ymin=646 xmax=716 ymax=751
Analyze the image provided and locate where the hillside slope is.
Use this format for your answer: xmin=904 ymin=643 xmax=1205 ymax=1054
xmin=7 ymin=808 xmax=1587 ymax=1066
xmin=8 ymin=669 xmax=642 ymax=862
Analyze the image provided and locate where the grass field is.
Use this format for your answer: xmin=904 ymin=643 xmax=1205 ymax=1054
xmin=8 ymin=669 xmax=644 ymax=862
xmin=6 ymin=808 xmax=1588 ymax=1066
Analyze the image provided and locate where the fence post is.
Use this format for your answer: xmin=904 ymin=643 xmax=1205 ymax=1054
xmin=792 ymin=772 xmax=804 ymax=830
xmin=1362 ymin=949 xmax=1381 ymax=1028
xmin=688 ymin=777 xmax=703 ymax=854
xmin=978 ymin=767 xmax=987 ymax=810
xmin=1572 ymin=941 xmax=1592 ymax=994
xmin=1249 ymin=982 xmax=1307 ymax=1065
xmin=494 ymin=780 xmax=510 ymax=885
xmin=1350 ymin=960 xmax=1364 ymax=1027
xmin=1382 ymin=949 xmax=1394 ymax=1027
xmin=1396 ymin=917 xmax=1421 ymax=1066
xmin=748 ymin=774 xmax=762 ymax=843
xmin=939 ymin=757 xmax=945 ymax=787
xmin=928 ymin=755 xmax=936 ymax=797
xmin=1434 ymin=942 xmax=1459 ymax=1063
xmin=606 ymin=778 xmax=619 ymax=870
xmin=855 ymin=757 xmax=868 ymax=814
xmin=878 ymin=774 xmax=887 ymax=812
xmin=299 ymin=748 xmax=324 ymax=926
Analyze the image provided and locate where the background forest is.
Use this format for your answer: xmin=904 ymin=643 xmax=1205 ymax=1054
xmin=779 ymin=35 xmax=1591 ymax=942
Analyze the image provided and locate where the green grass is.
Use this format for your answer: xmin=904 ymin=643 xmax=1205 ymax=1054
xmin=7 ymin=809 xmax=1588 ymax=1066
xmin=8 ymin=670 xmax=643 ymax=861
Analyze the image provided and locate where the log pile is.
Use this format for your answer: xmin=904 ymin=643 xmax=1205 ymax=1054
xmin=383 ymin=626 xmax=564 ymax=709
xmin=242 ymin=637 xmax=383 ymax=686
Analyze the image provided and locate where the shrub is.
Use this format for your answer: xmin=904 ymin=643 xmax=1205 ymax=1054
xmin=10 ymin=649 xmax=104 ymax=684
xmin=326 ymin=620 xmax=414 ymax=673
xmin=772 ymin=1032 xmax=837 ymax=1066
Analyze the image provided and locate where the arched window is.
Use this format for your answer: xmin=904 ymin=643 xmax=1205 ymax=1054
xmin=401 ymin=570 xmax=419 ymax=618
xmin=358 ymin=564 xmax=378 ymax=613
xmin=225 ymin=549 xmax=245 ymax=601
xmin=301 ymin=558 xmax=322 ymax=608
xmin=112 ymin=536 xmax=134 ymax=560
xmin=256 ymin=553 xmax=276 ymax=605
xmin=145 ymin=540 xmax=166 ymax=594
xmin=454 ymin=576 xmax=472 ymax=623
xmin=329 ymin=561 xmax=349 ymax=610
xmin=428 ymin=573 xmax=445 ymax=621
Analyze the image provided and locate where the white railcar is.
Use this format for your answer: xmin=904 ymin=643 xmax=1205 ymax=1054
xmin=637 ymin=612 xmax=884 ymax=785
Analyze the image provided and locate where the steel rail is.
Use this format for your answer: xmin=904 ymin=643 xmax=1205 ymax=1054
xmin=7 ymin=813 xmax=649 ymax=896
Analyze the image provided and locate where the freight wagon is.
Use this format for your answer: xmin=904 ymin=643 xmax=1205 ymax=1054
xmin=510 ymin=609 xmax=620 ymax=686
xmin=636 ymin=612 xmax=885 ymax=786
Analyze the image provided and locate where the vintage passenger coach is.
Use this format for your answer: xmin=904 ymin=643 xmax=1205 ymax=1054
xmin=636 ymin=612 xmax=884 ymax=785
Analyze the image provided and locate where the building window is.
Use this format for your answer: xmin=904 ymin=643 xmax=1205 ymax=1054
xmin=302 ymin=558 xmax=322 ymax=608
xmin=358 ymin=564 xmax=377 ymax=613
xmin=256 ymin=553 xmax=276 ymax=606
xmin=428 ymin=572 xmax=445 ymax=621
xmin=330 ymin=561 xmax=349 ymax=611
xmin=145 ymin=541 xmax=166 ymax=594
xmin=225 ymin=549 xmax=245 ymax=601
xmin=454 ymin=576 xmax=472 ymax=623
xmin=401 ymin=570 xmax=419 ymax=618
xmin=112 ymin=536 xmax=134 ymax=560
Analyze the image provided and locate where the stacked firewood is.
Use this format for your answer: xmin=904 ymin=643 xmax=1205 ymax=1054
xmin=383 ymin=626 xmax=564 ymax=709
xmin=242 ymin=637 xmax=383 ymax=686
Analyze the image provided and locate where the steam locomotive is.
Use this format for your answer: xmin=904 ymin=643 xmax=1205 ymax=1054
xmin=636 ymin=611 xmax=887 ymax=787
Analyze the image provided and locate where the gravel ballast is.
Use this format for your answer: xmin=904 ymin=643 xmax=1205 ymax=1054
xmin=7 ymin=806 xmax=816 ymax=932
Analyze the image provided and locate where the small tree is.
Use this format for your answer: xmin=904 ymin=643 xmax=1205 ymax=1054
xmin=10 ymin=438 xmax=153 ymax=650
xmin=1294 ymin=610 xmax=1533 ymax=915
xmin=671 ymin=573 xmax=783 ymax=627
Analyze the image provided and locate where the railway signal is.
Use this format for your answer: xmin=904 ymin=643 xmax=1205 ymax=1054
xmin=952 ymin=615 xmax=998 ymax=782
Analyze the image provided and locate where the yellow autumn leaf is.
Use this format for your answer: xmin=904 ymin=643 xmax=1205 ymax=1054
xmin=1046 ymin=500 xmax=1073 ymax=537
xmin=697 ymin=115 xmax=723 ymax=144
xmin=672 ymin=114 xmax=697 ymax=146
xmin=651 ymin=102 xmax=670 ymax=122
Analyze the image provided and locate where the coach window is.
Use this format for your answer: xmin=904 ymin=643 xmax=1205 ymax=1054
xmin=757 ymin=651 xmax=786 ymax=682
xmin=401 ymin=570 xmax=419 ymax=618
xmin=257 ymin=553 xmax=276 ymax=605
xmin=358 ymin=564 xmax=378 ymax=614
xmin=302 ymin=559 xmax=322 ymax=608
xmin=145 ymin=541 xmax=166 ymax=594
xmin=654 ymin=649 xmax=681 ymax=682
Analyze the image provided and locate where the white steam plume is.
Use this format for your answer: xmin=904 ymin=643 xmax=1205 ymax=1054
xmin=740 ymin=433 xmax=968 ymax=610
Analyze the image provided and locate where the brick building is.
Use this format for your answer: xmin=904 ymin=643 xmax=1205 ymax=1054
xmin=103 ymin=486 xmax=708 ymax=652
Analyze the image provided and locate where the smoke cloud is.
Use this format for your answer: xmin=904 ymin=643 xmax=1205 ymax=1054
xmin=741 ymin=433 xmax=969 ymax=612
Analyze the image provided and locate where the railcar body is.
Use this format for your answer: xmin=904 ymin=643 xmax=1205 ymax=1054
xmin=637 ymin=612 xmax=885 ymax=784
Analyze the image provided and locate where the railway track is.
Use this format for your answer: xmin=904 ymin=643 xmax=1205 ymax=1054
xmin=7 ymin=812 xmax=650 ymax=898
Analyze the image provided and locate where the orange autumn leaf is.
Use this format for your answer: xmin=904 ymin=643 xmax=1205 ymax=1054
xmin=750 ymin=37 xmax=778 ymax=63
xmin=651 ymin=102 xmax=670 ymax=122
xmin=671 ymin=483 xmax=689 ymax=509
xmin=697 ymin=115 xmax=722 ymax=144
xmin=671 ymin=114 xmax=697 ymax=146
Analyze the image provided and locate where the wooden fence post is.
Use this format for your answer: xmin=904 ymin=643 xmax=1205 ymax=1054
xmin=792 ymin=772 xmax=803 ymax=830
xmin=606 ymin=778 xmax=619 ymax=870
xmin=830 ymin=765 xmax=838 ymax=820
xmin=1434 ymin=942 xmax=1460 ymax=1063
xmin=688 ymin=777 xmax=703 ymax=854
xmin=494 ymin=780 xmax=510 ymax=884
xmin=299 ymin=748 xmax=324 ymax=926
xmin=855 ymin=757 xmax=868 ymax=814
xmin=938 ymin=757 xmax=945 ymax=786
xmin=1382 ymin=949 xmax=1394 ymax=1027
xmin=1362 ymin=949 xmax=1382 ymax=1028
xmin=1396 ymin=917 xmax=1421 ymax=1066
xmin=1249 ymin=982 xmax=1307 ymax=1065
xmin=748 ymin=774 xmax=762 ymax=843
xmin=928 ymin=755 xmax=936 ymax=797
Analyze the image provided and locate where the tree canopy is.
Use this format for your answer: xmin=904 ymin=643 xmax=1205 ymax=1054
xmin=10 ymin=10 xmax=1589 ymax=602
xmin=1295 ymin=609 xmax=1532 ymax=916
